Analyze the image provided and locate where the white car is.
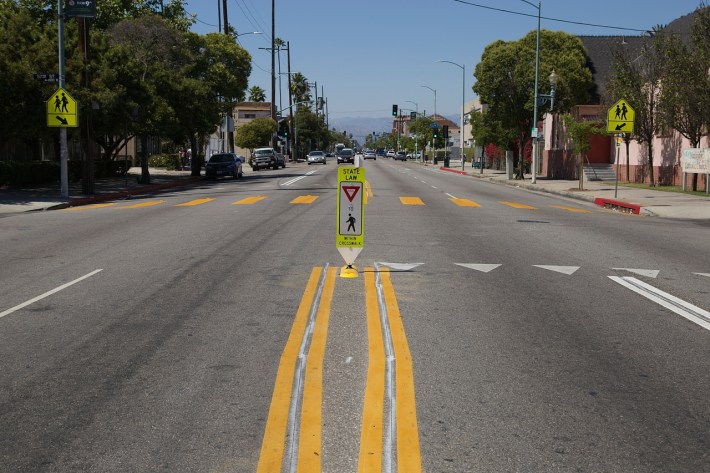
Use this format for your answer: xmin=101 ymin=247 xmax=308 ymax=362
xmin=386 ymin=150 xmax=396 ymax=158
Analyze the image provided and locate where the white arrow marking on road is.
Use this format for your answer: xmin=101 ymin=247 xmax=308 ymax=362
xmin=455 ymin=263 xmax=502 ymax=273
xmin=533 ymin=265 xmax=580 ymax=275
xmin=693 ymin=273 xmax=710 ymax=278
xmin=377 ymin=262 xmax=424 ymax=271
xmin=612 ymin=268 xmax=659 ymax=278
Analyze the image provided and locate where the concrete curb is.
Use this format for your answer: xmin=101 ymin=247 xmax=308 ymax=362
xmin=469 ymin=172 xmax=599 ymax=204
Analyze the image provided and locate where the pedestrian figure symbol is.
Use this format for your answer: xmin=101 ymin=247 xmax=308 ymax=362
xmin=61 ymin=93 xmax=69 ymax=113
xmin=621 ymin=103 xmax=628 ymax=120
xmin=346 ymin=213 xmax=356 ymax=232
xmin=54 ymin=95 xmax=61 ymax=112
xmin=614 ymin=105 xmax=621 ymax=120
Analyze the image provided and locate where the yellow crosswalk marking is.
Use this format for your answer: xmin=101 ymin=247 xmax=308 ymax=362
xmin=118 ymin=200 xmax=165 ymax=209
xmin=500 ymin=201 xmax=536 ymax=210
xmin=400 ymin=197 xmax=425 ymax=206
xmin=450 ymin=198 xmax=480 ymax=208
xmin=233 ymin=196 xmax=267 ymax=205
xmin=290 ymin=195 xmax=319 ymax=204
xmin=175 ymin=198 xmax=215 ymax=207
xmin=64 ymin=203 xmax=116 ymax=211
xmin=551 ymin=205 xmax=591 ymax=213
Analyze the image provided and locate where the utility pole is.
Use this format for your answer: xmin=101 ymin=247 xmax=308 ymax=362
xmin=57 ymin=0 xmax=68 ymax=198
xmin=287 ymin=41 xmax=295 ymax=160
xmin=271 ymin=0 xmax=276 ymax=125
xmin=78 ymin=17 xmax=94 ymax=194
xmin=222 ymin=0 xmax=229 ymax=34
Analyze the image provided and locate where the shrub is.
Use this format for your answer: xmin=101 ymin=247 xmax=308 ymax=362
xmin=148 ymin=154 xmax=181 ymax=170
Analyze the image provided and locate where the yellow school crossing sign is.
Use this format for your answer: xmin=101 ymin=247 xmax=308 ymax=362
xmin=47 ymin=87 xmax=78 ymax=127
xmin=607 ymin=99 xmax=635 ymax=133
xmin=336 ymin=166 xmax=365 ymax=276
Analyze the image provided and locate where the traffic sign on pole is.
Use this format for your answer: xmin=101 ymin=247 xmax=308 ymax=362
xmin=607 ymin=99 xmax=635 ymax=133
xmin=336 ymin=166 xmax=365 ymax=277
xmin=46 ymin=87 xmax=78 ymax=127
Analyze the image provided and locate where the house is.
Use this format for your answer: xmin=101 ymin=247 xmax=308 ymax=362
xmin=206 ymin=101 xmax=272 ymax=158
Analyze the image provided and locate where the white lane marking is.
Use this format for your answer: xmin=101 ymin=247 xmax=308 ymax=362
xmin=609 ymin=276 xmax=710 ymax=331
xmin=534 ymin=265 xmax=580 ymax=275
xmin=344 ymin=356 xmax=353 ymax=364
xmin=431 ymin=186 xmax=438 ymax=189
xmin=456 ymin=263 xmax=502 ymax=273
xmin=281 ymin=170 xmax=316 ymax=186
xmin=612 ymin=268 xmax=659 ymax=278
xmin=377 ymin=262 xmax=424 ymax=271
xmin=445 ymin=193 xmax=457 ymax=199
xmin=374 ymin=263 xmax=396 ymax=473
xmin=693 ymin=273 xmax=710 ymax=278
xmin=421 ymin=181 xmax=427 ymax=184
xmin=0 ymin=269 xmax=104 ymax=319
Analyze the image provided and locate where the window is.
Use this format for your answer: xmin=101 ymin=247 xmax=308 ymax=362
xmin=244 ymin=113 xmax=256 ymax=119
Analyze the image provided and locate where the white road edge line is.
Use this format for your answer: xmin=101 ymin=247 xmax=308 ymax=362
xmin=445 ymin=193 xmax=457 ymax=199
xmin=374 ymin=263 xmax=396 ymax=473
xmin=609 ymin=276 xmax=710 ymax=331
xmin=0 ymin=269 xmax=104 ymax=319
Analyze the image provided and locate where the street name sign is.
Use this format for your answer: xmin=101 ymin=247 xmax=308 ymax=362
xmin=66 ymin=0 xmax=97 ymax=18
xmin=336 ymin=166 xmax=365 ymax=270
xmin=46 ymin=87 xmax=78 ymax=128
xmin=607 ymin=99 xmax=635 ymax=133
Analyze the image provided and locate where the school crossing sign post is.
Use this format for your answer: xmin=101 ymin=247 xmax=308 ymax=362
xmin=607 ymin=99 xmax=635 ymax=134
xmin=336 ymin=166 xmax=365 ymax=278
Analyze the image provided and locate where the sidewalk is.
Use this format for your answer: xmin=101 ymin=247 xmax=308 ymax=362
xmin=430 ymin=160 xmax=710 ymax=220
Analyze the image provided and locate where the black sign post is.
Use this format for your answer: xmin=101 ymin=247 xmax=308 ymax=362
xmin=65 ymin=0 xmax=96 ymax=18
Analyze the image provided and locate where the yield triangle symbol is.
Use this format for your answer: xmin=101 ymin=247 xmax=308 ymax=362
xmin=342 ymin=185 xmax=360 ymax=202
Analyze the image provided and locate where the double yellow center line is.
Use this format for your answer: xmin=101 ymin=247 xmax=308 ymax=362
xmin=257 ymin=266 xmax=422 ymax=472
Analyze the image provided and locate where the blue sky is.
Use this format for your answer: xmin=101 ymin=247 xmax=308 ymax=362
xmin=184 ymin=0 xmax=703 ymax=121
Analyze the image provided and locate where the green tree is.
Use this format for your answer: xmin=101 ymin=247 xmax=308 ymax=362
xmin=290 ymin=72 xmax=311 ymax=105
xmin=248 ymin=85 xmax=266 ymax=102
xmin=236 ymin=117 xmax=276 ymax=152
xmin=474 ymin=30 xmax=592 ymax=179
xmin=561 ymin=115 xmax=604 ymax=190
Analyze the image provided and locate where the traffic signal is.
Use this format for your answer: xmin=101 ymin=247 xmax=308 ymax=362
xmin=433 ymin=128 xmax=438 ymax=139
xmin=278 ymin=120 xmax=289 ymax=137
xmin=392 ymin=104 xmax=398 ymax=117
xmin=443 ymin=125 xmax=449 ymax=139
xmin=410 ymin=112 xmax=416 ymax=120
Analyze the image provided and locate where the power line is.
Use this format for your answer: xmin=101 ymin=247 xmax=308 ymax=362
xmin=451 ymin=0 xmax=649 ymax=33
xmin=233 ymin=0 xmax=272 ymax=43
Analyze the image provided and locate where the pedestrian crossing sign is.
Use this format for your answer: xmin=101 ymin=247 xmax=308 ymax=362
xmin=607 ymin=99 xmax=634 ymax=134
xmin=336 ymin=167 xmax=365 ymax=251
xmin=47 ymin=87 xmax=78 ymax=127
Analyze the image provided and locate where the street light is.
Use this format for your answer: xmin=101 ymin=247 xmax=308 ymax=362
xmin=437 ymin=60 xmax=465 ymax=169
xmin=237 ymin=31 xmax=263 ymax=37
xmin=518 ymin=0 xmax=543 ymax=183
xmin=421 ymin=85 xmax=436 ymax=164
xmin=406 ymin=101 xmax=419 ymax=160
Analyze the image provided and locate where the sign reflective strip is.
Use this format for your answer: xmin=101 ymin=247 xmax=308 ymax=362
xmin=550 ymin=205 xmax=591 ymax=213
xmin=399 ymin=197 xmax=425 ymax=206
xmin=298 ymin=267 xmax=337 ymax=472
xmin=380 ymin=270 xmax=422 ymax=473
xmin=499 ymin=201 xmax=536 ymax=210
xmin=291 ymin=195 xmax=319 ymax=204
xmin=358 ymin=270 xmax=386 ymax=473
xmin=449 ymin=198 xmax=480 ymax=207
xmin=64 ymin=203 xmax=115 ymax=211
xmin=118 ymin=200 xmax=166 ymax=209
xmin=257 ymin=268 xmax=323 ymax=473
xmin=233 ymin=196 xmax=267 ymax=205
xmin=175 ymin=198 xmax=215 ymax=207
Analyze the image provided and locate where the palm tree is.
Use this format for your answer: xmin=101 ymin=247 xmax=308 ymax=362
xmin=248 ymin=85 xmax=266 ymax=102
xmin=290 ymin=72 xmax=311 ymax=105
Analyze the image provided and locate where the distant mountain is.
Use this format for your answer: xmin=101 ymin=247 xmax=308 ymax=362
xmin=330 ymin=115 xmax=461 ymax=144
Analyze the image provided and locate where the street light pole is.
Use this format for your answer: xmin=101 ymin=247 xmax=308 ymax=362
xmin=519 ymin=0 xmax=542 ymax=183
xmin=421 ymin=85 xmax=436 ymax=163
xmin=437 ymin=60 xmax=465 ymax=170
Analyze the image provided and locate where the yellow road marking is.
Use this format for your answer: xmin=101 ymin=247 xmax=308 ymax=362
xmin=400 ymin=197 xmax=425 ymax=206
xmin=233 ymin=196 xmax=267 ymax=205
xmin=551 ymin=205 xmax=591 ymax=213
xmin=64 ymin=203 xmax=116 ymax=211
xmin=118 ymin=200 xmax=165 ymax=209
xmin=499 ymin=201 xmax=536 ymax=210
xmin=257 ymin=268 xmax=323 ymax=472
xmin=298 ymin=267 xmax=337 ymax=472
xmin=364 ymin=180 xmax=373 ymax=205
xmin=381 ymin=269 xmax=422 ymax=472
xmin=175 ymin=198 xmax=215 ymax=207
xmin=358 ymin=269 xmax=385 ymax=473
xmin=291 ymin=195 xmax=319 ymax=204
xmin=450 ymin=198 xmax=480 ymax=208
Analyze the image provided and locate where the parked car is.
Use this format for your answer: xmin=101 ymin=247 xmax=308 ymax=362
xmin=386 ymin=150 xmax=396 ymax=158
xmin=250 ymin=147 xmax=286 ymax=170
xmin=337 ymin=148 xmax=355 ymax=164
xmin=395 ymin=151 xmax=407 ymax=161
xmin=307 ymin=150 xmax=327 ymax=165
xmin=205 ymin=153 xmax=243 ymax=179
xmin=363 ymin=149 xmax=376 ymax=160
xmin=376 ymin=148 xmax=386 ymax=157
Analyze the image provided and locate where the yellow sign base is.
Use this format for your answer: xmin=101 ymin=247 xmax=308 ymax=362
xmin=340 ymin=265 xmax=359 ymax=278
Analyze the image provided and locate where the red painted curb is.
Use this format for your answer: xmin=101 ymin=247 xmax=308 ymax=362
xmin=594 ymin=197 xmax=642 ymax=214
xmin=68 ymin=176 xmax=203 ymax=208
xmin=440 ymin=167 xmax=469 ymax=175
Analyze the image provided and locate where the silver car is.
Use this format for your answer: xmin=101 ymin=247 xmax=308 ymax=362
xmin=307 ymin=150 xmax=327 ymax=165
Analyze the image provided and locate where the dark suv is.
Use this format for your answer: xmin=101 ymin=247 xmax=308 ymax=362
xmin=337 ymin=148 xmax=355 ymax=164
xmin=250 ymin=147 xmax=286 ymax=170
xmin=205 ymin=153 xmax=243 ymax=179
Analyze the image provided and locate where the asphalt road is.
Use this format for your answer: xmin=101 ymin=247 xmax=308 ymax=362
xmin=1 ymin=158 xmax=708 ymax=473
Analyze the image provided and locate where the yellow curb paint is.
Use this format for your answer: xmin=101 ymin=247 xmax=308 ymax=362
xmin=291 ymin=195 xmax=319 ymax=204
xmin=118 ymin=200 xmax=166 ymax=209
xmin=365 ymin=180 xmax=373 ymax=205
xmin=298 ymin=267 xmax=337 ymax=473
xmin=399 ymin=197 xmax=425 ymax=206
xmin=499 ymin=201 xmax=536 ymax=210
xmin=64 ymin=203 xmax=116 ymax=211
xmin=175 ymin=198 xmax=215 ymax=207
xmin=381 ymin=270 xmax=422 ymax=473
xmin=550 ymin=205 xmax=591 ymax=213
xmin=257 ymin=268 xmax=322 ymax=473
xmin=233 ymin=196 xmax=267 ymax=205
xmin=450 ymin=198 xmax=481 ymax=208
xmin=358 ymin=269 xmax=385 ymax=473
